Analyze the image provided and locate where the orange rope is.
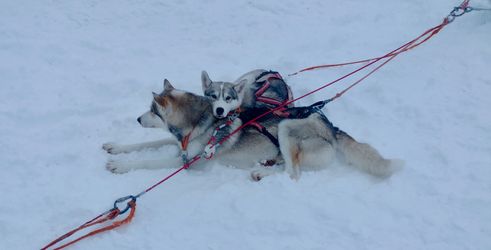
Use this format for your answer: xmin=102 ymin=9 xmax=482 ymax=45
xmin=42 ymin=201 xmax=136 ymax=250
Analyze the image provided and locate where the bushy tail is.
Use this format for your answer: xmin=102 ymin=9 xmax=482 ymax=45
xmin=335 ymin=130 xmax=404 ymax=178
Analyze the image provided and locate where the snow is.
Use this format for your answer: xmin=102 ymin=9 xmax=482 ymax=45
xmin=1 ymin=0 xmax=490 ymax=249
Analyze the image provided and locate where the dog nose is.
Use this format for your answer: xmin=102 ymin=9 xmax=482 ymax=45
xmin=137 ymin=117 xmax=142 ymax=124
xmin=216 ymin=107 xmax=224 ymax=116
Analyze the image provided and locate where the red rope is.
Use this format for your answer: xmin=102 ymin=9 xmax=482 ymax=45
xmin=143 ymin=155 xmax=201 ymax=193
xmin=460 ymin=0 xmax=470 ymax=9
xmin=218 ymin=20 xmax=448 ymax=146
xmin=289 ymin=0 xmax=472 ymax=76
xmin=289 ymin=22 xmax=447 ymax=76
xmin=42 ymin=156 xmax=200 ymax=250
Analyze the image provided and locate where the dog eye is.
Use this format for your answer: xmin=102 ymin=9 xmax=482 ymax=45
xmin=150 ymin=104 xmax=157 ymax=114
xmin=211 ymin=94 xmax=217 ymax=99
xmin=225 ymin=96 xmax=232 ymax=102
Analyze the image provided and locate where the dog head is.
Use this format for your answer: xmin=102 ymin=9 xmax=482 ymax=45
xmin=137 ymin=79 xmax=174 ymax=129
xmin=201 ymin=70 xmax=246 ymax=119
xmin=138 ymin=79 xmax=212 ymax=130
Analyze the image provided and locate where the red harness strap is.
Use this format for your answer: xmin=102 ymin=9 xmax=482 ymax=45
xmin=254 ymin=72 xmax=293 ymax=117
xmin=255 ymin=72 xmax=288 ymax=106
xmin=247 ymin=121 xmax=264 ymax=131
xmin=179 ymin=127 xmax=196 ymax=163
xmin=181 ymin=132 xmax=192 ymax=151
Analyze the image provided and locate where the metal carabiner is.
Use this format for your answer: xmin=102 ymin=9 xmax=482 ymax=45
xmin=228 ymin=111 xmax=239 ymax=122
xmin=446 ymin=6 xmax=474 ymax=23
xmin=451 ymin=7 xmax=466 ymax=16
xmin=113 ymin=195 xmax=137 ymax=215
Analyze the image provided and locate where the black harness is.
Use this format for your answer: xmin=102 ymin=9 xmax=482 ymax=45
xmin=236 ymin=71 xmax=336 ymax=147
xmin=237 ymin=109 xmax=280 ymax=147
xmin=238 ymin=100 xmax=335 ymax=148
xmin=235 ymin=71 xmax=337 ymax=148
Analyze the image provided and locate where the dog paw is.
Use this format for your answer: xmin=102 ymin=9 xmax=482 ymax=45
xmin=251 ymin=170 xmax=264 ymax=182
xmin=289 ymin=173 xmax=300 ymax=181
xmin=102 ymin=143 xmax=124 ymax=155
xmin=106 ymin=160 xmax=131 ymax=174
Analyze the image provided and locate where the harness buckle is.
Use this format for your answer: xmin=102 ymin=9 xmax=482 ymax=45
xmin=181 ymin=150 xmax=189 ymax=164
xmin=310 ymin=100 xmax=328 ymax=111
xmin=203 ymin=144 xmax=217 ymax=159
xmin=228 ymin=110 xmax=240 ymax=122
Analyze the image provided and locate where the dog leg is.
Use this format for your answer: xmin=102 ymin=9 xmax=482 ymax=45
xmin=106 ymin=156 xmax=183 ymax=174
xmin=103 ymin=138 xmax=177 ymax=154
xmin=250 ymin=165 xmax=283 ymax=181
xmin=278 ymin=113 xmax=339 ymax=180
xmin=278 ymin=119 xmax=303 ymax=180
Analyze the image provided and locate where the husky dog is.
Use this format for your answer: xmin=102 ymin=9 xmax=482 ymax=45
xmin=201 ymin=69 xmax=293 ymax=119
xmin=103 ymin=80 xmax=402 ymax=180
xmin=103 ymin=80 xmax=280 ymax=174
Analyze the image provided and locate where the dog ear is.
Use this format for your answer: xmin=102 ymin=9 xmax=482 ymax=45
xmin=153 ymin=92 xmax=167 ymax=106
xmin=163 ymin=79 xmax=174 ymax=91
xmin=234 ymin=79 xmax=247 ymax=94
xmin=201 ymin=70 xmax=212 ymax=90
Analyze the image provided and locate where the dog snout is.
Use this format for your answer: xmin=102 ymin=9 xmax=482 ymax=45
xmin=216 ymin=107 xmax=224 ymax=116
xmin=137 ymin=117 xmax=142 ymax=124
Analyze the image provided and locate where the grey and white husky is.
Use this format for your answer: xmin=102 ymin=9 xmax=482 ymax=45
xmin=201 ymin=69 xmax=293 ymax=119
xmin=103 ymin=79 xmax=402 ymax=180
xmin=103 ymin=80 xmax=280 ymax=175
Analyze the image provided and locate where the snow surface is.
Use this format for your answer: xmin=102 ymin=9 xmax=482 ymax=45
xmin=1 ymin=0 xmax=491 ymax=249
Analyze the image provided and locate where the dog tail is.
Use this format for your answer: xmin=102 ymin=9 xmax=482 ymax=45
xmin=335 ymin=130 xmax=404 ymax=178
